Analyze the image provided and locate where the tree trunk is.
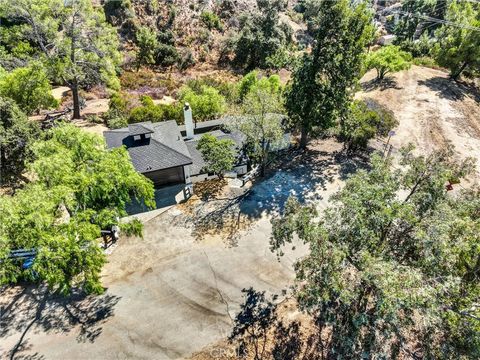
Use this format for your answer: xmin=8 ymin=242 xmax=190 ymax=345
xmin=71 ymin=78 xmax=81 ymax=119
xmin=299 ymin=125 xmax=308 ymax=149
xmin=451 ymin=61 xmax=469 ymax=81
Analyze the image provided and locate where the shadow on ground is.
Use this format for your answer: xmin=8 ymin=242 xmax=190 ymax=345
xmin=126 ymin=183 xmax=187 ymax=215
xmin=177 ymin=143 xmax=370 ymax=245
xmin=362 ymin=77 xmax=403 ymax=92
xmin=418 ymin=77 xmax=480 ymax=103
xmin=0 ymin=285 xmax=120 ymax=359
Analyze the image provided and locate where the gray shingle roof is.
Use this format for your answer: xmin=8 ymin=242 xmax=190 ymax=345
xmin=104 ymin=121 xmax=192 ymax=173
xmin=128 ymin=122 xmax=155 ymax=136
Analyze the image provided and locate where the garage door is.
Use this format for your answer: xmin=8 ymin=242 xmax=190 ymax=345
xmin=145 ymin=167 xmax=184 ymax=187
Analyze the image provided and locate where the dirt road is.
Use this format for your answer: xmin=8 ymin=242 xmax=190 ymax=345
xmin=358 ymin=66 xmax=480 ymax=176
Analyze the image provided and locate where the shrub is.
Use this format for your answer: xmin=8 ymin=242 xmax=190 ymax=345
xmin=107 ymin=116 xmax=128 ymax=129
xmin=412 ymin=56 xmax=440 ymax=69
xmin=177 ymin=49 xmax=196 ymax=71
xmin=158 ymin=103 xmax=182 ymax=122
xmin=129 ymin=104 xmax=164 ymax=123
xmin=105 ymin=92 xmax=130 ymax=120
xmin=0 ymin=62 xmax=58 ymax=115
xmin=200 ymin=11 xmax=222 ymax=31
xmin=238 ymin=71 xmax=283 ymax=101
xmin=85 ymin=114 xmax=103 ymax=124
xmin=156 ymin=43 xmax=179 ymax=68
xmin=340 ymin=99 xmax=398 ymax=152
xmin=135 ymin=26 xmax=158 ymax=69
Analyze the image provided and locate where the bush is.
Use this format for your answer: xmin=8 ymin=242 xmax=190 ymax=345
xmin=107 ymin=116 xmax=128 ymax=129
xmin=0 ymin=62 xmax=58 ymax=115
xmin=85 ymin=114 xmax=103 ymax=124
xmin=177 ymin=49 xmax=196 ymax=71
xmin=105 ymin=92 xmax=130 ymax=120
xmin=412 ymin=56 xmax=439 ymax=69
xmin=397 ymin=34 xmax=432 ymax=58
xmin=158 ymin=103 xmax=182 ymax=122
xmin=238 ymin=71 xmax=283 ymax=101
xmin=127 ymin=96 xmax=183 ymax=124
xmin=129 ymin=104 xmax=164 ymax=123
xmin=156 ymin=43 xmax=179 ymax=68
xmin=178 ymin=85 xmax=226 ymax=121
xmin=200 ymin=11 xmax=222 ymax=31
xmin=135 ymin=26 xmax=158 ymax=69
xmin=340 ymin=99 xmax=398 ymax=152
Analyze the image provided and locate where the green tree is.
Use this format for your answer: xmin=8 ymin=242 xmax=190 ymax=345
xmin=179 ymin=85 xmax=226 ymax=121
xmin=285 ymin=0 xmax=375 ymax=148
xmin=197 ymin=134 xmax=236 ymax=177
xmin=135 ymin=26 xmax=158 ymax=70
xmin=0 ymin=62 xmax=58 ymax=115
xmin=2 ymin=0 xmax=122 ymax=119
xmin=434 ymin=0 xmax=480 ymax=80
xmin=232 ymin=0 xmax=292 ymax=69
xmin=393 ymin=0 xmax=448 ymax=41
xmin=340 ymin=99 xmax=398 ymax=152
xmin=365 ymin=45 xmax=412 ymax=80
xmin=0 ymin=97 xmax=40 ymax=185
xmin=232 ymin=88 xmax=285 ymax=177
xmin=271 ymin=148 xmax=479 ymax=358
xmin=0 ymin=124 xmax=155 ymax=294
xmin=237 ymin=71 xmax=282 ymax=102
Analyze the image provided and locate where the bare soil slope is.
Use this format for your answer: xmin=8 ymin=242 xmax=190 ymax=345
xmin=358 ymin=65 xmax=480 ymax=177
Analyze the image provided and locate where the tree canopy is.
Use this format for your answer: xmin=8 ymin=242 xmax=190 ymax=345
xmin=0 ymin=124 xmax=154 ymax=294
xmin=434 ymin=0 xmax=480 ymax=80
xmin=0 ymin=62 xmax=58 ymax=115
xmin=197 ymin=134 xmax=236 ymax=177
xmin=231 ymin=0 xmax=292 ymax=69
xmin=271 ymin=148 xmax=479 ymax=358
xmin=1 ymin=0 xmax=122 ymax=118
xmin=365 ymin=45 xmax=412 ymax=80
xmin=232 ymin=86 xmax=285 ymax=177
xmin=0 ymin=97 xmax=40 ymax=185
xmin=285 ymin=0 xmax=375 ymax=148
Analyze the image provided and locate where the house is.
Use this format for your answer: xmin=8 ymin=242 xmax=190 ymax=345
xmin=103 ymin=104 xmax=248 ymax=191
xmin=104 ymin=121 xmax=193 ymax=187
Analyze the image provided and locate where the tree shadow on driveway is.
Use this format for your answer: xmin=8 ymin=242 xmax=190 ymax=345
xmin=180 ymin=142 xmax=370 ymax=245
xmin=0 ymin=285 xmax=120 ymax=359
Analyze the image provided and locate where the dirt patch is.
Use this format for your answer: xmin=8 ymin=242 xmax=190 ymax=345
xmin=357 ymin=66 xmax=480 ymax=178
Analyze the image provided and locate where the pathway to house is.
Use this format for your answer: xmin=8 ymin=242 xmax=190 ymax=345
xmin=0 ymin=139 xmax=355 ymax=360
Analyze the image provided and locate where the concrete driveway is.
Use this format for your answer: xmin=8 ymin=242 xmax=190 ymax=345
xmin=0 ymin=139 xmax=360 ymax=360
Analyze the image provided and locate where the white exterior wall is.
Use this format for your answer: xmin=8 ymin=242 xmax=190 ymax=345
xmin=191 ymin=173 xmax=218 ymax=183
xmin=183 ymin=165 xmax=192 ymax=184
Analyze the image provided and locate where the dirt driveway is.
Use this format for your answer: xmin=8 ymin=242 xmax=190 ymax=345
xmin=0 ymin=140 xmax=354 ymax=360
xmin=358 ymin=66 xmax=480 ymax=175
